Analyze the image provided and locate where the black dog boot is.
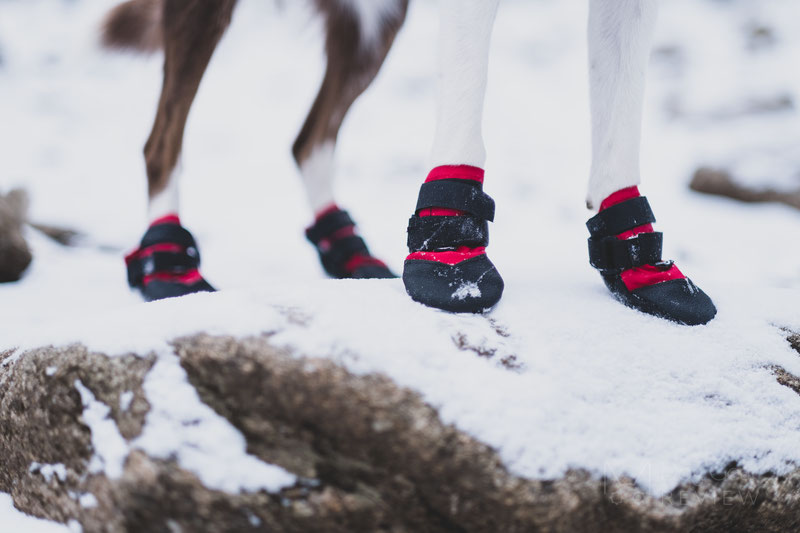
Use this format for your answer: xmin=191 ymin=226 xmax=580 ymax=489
xmin=126 ymin=216 xmax=215 ymax=302
xmin=587 ymin=187 xmax=716 ymax=325
xmin=306 ymin=206 xmax=396 ymax=279
xmin=403 ymin=165 xmax=504 ymax=313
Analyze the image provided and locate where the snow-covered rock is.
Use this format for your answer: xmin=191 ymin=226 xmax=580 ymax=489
xmin=2 ymin=332 xmax=800 ymax=532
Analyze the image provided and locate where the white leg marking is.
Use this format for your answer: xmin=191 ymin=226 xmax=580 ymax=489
xmin=148 ymin=167 xmax=180 ymax=222
xmin=586 ymin=0 xmax=658 ymax=210
xmin=429 ymin=0 xmax=499 ymax=169
xmin=299 ymin=141 xmax=337 ymax=214
xmin=339 ymin=0 xmax=404 ymax=49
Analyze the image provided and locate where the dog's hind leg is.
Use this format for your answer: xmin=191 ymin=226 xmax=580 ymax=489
xmin=145 ymin=0 xmax=236 ymax=222
xmin=298 ymin=0 xmax=409 ymax=279
xmin=124 ymin=0 xmax=237 ymax=301
xmin=584 ymin=0 xmax=716 ymax=325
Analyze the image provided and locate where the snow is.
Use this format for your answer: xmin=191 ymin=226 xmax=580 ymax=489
xmin=29 ymin=462 xmax=67 ymax=484
xmin=452 ymin=281 xmax=481 ymax=301
xmin=77 ymin=353 xmax=297 ymax=494
xmin=0 ymin=494 xmax=70 ymax=533
xmin=78 ymin=493 xmax=97 ymax=509
xmin=74 ymin=379 xmax=128 ymax=479
xmin=0 ymin=2 xmax=798 ymax=525
xmin=118 ymin=390 xmax=133 ymax=411
xmin=133 ymin=349 xmax=297 ymax=493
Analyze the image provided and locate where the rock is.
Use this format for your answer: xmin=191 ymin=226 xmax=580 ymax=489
xmin=0 ymin=188 xmax=33 ymax=282
xmin=690 ymin=167 xmax=800 ymax=211
xmin=1 ymin=335 xmax=800 ymax=532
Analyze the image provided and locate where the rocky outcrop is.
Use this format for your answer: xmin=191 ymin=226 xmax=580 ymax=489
xmin=690 ymin=167 xmax=800 ymax=211
xmin=1 ymin=335 xmax=800 ymax=533
xmin=0 ymin=188 xmax=33 ymax=282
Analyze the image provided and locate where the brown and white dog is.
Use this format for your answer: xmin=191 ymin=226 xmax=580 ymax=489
xmin=105 ymin=0 xmax=716 ymax=325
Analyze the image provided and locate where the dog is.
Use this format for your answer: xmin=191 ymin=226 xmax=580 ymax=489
xmin=105 ymin=0 xmax=716 ymax=325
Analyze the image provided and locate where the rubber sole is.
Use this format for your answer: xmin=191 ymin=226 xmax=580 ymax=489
xmin=403 ymin=255 xmax=504 ymax=313
xmin=602 ymin=275 xmax=717 ymax=326
xmin=350 ymin=265 xmax=397 ymax=279
xmin=140 ymin=278 xmax=216 ymax=302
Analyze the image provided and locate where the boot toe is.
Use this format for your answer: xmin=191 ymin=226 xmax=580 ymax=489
xmin=631 ymin=278 xmax=717 ymax=326
xmin=142 ymin=279 xmax=216 ymax=302
xmin=403 ymin=255 xmax=504 ymax=313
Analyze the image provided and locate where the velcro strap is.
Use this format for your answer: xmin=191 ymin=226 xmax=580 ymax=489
xmin=406 ymin=214 xmax=489 ymax=252
xmin=140 ymin=223 xmax=198 ymax=249
xmin=127 ymin=249 xmax=200 ymax=288
xmin=306 ymin=210 xmax=355 ymax=244
xmin=588 ymin=232 xmax=663 ymax=272
xmin=319 ymin=235 xmax=369 ymax=275
xmin=128 ymin=223 xmax=201 ymax=288
xmin=415 ymin=180 xmax=495 ymax=222
xmin=586 ymin=197 xmax=655 ymax=238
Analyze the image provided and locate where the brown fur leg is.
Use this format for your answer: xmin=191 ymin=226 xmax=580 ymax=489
xmin=102 ymin=0 xmax=164 ymax=53
xmin=293 ymin=0 xmax=409 ymax=168
xmin=144 ymin=0 xmax=237 ymax=199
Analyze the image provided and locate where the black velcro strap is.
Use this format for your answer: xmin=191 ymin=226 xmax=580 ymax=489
xmin=319 ymin=235 xmax=369 ymax=278
xmin=306 ymin=210 xmax=355 ymax=244
xmin=588 ymin=232 xmax=663 ymax=272
xmin=140 ymin=223 xmax=198 ymax=249
xmin=415 ymin=180 xmax=495 ymax=222
xmin=407 ymin=214 xmax=489 ymax=252
xmin=128 ymin=223 xmax=201 ymax=288
xmin=141 ymin=251 xmax=199 ymax=275
xmin=586 ymin=197 xmax=655 ymax=238
xmin=127 ymin=250 xmax=200 ymax=288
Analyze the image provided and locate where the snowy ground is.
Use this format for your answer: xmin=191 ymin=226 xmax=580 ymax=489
xmin=2 ymin=0 xmax=800 ymax=527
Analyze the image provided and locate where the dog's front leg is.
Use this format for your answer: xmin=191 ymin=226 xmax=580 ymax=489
xmin=402 ymin=0 xmax=505 ymax=313
xmin=430 ymin=0 xmax=499 ymax=168
xmin=586 ymin=0 xmax=658 ymax=210
xmin=584 ymin=0 xmax=716 ymax=325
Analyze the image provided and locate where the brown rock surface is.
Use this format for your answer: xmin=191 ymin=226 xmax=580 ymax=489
xmin=0 ymin=335 xmax=799 ymax=532
xmin=0 ymin=188 xmax=33 ymax=282
xmin=690 ymin=167 xmax=800 ymax=210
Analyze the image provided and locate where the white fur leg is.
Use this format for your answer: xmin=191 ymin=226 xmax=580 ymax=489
xmin=148 ymin=169 xmax=180 ymax=222
xmin=586 ymin=0 xmax=658 ymax=210
xmin=429 ymin=0 xmax=499 ymax=169
xmin=299 ymin=141 xmax=337 ymax=214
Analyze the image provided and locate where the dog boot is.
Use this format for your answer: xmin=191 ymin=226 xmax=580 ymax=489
xmin=306 ymin=206 xmax=396 ymax=279
xmin=587 ymin=187 xmax=716 ymax=325
xmin=126 ymin=216 xmax=215 ymax=302
xmin=403 ymin=165 xmax=504 ymax=313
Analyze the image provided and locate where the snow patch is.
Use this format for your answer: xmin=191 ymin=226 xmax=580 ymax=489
xmin=133 ymin=350 xmax=296 ymax=494
xmin=28 ymin=462 xmax=67 ymax=483
xmin=452 ymin=282 xmax=481 ymax=300
xmin=78 ymin=493 xmax=98 ymax=509
xmin=72 ymin=351 xmax=296 ymax=494
xmin=119 ymin=391 xmax=134 ymax=412
xmin=74 ymin=380 xmax=128 ymax=479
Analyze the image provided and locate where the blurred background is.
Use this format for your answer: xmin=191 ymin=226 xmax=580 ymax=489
xmin=0 ymin=0 xmax=799 ymax=331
